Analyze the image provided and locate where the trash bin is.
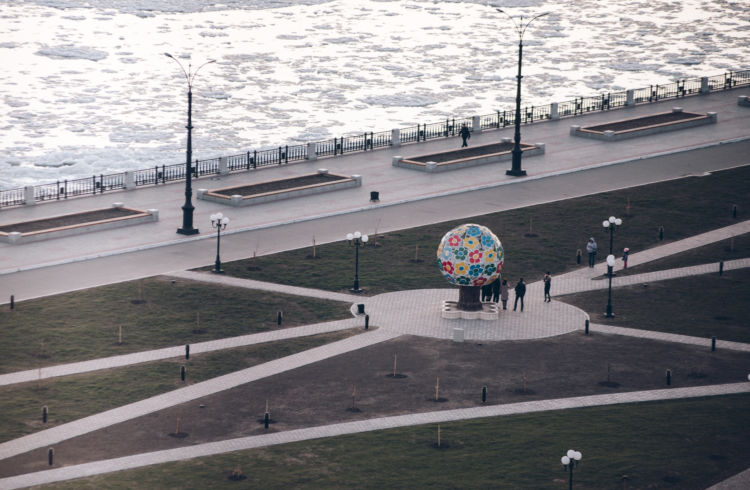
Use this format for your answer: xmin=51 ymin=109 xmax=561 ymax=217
xmin=370 ymin=191 xmax=379 ymax=202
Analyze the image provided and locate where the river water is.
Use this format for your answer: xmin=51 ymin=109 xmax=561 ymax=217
xmin=0 ymin=0 xmax=746 ymax=189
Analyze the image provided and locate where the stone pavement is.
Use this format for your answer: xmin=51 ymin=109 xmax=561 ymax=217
xmin=2 ymin=382 xmax=749 ymax=490
xmin=1 ymin=89 xmax=749 ymax=301
xmin=0 ymin=89 xmax=749 ymax=488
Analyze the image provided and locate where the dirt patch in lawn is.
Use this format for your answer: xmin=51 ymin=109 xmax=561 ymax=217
xmin=0 ymin=208 xmax=143 ymax=234
xmin=211 ymin=173 xmax=348 ymax=197
xmin=1 ymin=331 xmax=746 ymax=477
xmin=583 ymin=111 xmax=705 ymax=133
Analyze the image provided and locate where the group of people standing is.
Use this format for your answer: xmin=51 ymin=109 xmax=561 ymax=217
xmin=480 ymin=274 xmax=552 ymax=312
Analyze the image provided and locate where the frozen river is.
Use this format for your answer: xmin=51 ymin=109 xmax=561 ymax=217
xmin=0 ymin=0 xmax=747 ymax=190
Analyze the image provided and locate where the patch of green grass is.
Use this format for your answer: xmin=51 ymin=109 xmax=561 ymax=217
xmin=0 ymin=277 xmax=352 ymax=373
xmin=213 ymin=165 xmax=750 ymax=295
xmin=559 ymin=269 xmax=750 ymax=342
xmin=47 ymin=394 xmax=750 ymax=489
xmin=0 ymin=330 xmax=357 ymax=443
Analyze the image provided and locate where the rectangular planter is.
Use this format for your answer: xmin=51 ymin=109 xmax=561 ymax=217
xmin=198 ymin=170 xmax=362 ymax=207
xmin=393 ymin=141 xmax=545 ymax=172
xmin=571 ymin=109 xmax=717 ymax=141
xmin=0 ymin=205 xmax=158 ymax=245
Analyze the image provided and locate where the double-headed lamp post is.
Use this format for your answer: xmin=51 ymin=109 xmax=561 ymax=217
xmin=496 ymin=9 xmax=548 ymax=177
xmin=561 ymin=449 xmax=583 ymax=490
xmin=603 ymin=215 xmax=623 ymax=318
xmin=210 ymin=212 xmax=229 ymax=273
xmin=165 ymin=53 xmax=216 ymax=236
xmin=346 ymin=231 xmax=369 ymax=293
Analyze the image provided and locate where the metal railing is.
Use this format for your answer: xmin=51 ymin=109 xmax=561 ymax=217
xmin=2 ymin=69 xmax=748 ymax=208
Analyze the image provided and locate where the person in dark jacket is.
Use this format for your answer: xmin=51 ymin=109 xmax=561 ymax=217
xmin=513 ymin=278 xmax=526 ymax=312
xmin=543 ymin=272 xmax=552 ymax=303
xmin=459 ymin=123 xmax=470 ymax=147
xmin=491 ymin=276 xmax=501 ymax=303
xmin=481 ymin=281 xmax=493 ymax=302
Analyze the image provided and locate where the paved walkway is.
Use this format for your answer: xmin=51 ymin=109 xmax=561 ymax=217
xmin=2 ymin=382 xmax=748 ymax=490
xmin=0 ymin=89 xmax=748 ymax=488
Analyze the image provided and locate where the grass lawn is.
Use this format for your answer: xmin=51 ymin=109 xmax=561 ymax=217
xmin=0 ymin=277 xmax=351 ymax=373
xmin=558 ymin=269 xmax=750 ymax=342
xmin=46 ymin=394 xmax=750 ymax=489
xmin=0 ymin=330 xmax=358 ymax=443
xmin=210 ymin=165 xmax=750 ymax=295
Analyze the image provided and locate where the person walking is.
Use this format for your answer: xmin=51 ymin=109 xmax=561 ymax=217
xmin=459 ymin=123 xmax=471 ymax=147
xmin=586 ymin=237 xmax=598 ymax=268
xmin=513 ymin=278 xmax=526 ymax=312
xmin=543 ymin=272 xmax=552 ymax=303
xmin=499 ymin=279 xmax=509 ymax=310
xmin=622 ymin=247 xmax=630 ymax=269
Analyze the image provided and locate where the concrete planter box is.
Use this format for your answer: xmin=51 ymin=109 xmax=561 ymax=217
xmin=393 ymin=141 xmax=545 ymax=173
xmin=198 ymin=169 xmax=362 ymax=207
xmin=0 ymin=205 xmax=158 ymax=245
xmin=738 ymin=95 xmax=750 ymax=107
xmin=571 ymin=108 xmax=717 ymax=141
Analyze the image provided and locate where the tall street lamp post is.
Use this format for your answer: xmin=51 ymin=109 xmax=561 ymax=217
xmin=561 ymin=449 xmax=583 ymax=490
xmin=603 ymin=215 xmax=622 ymax=318
xmin=210 ymin=212 xmax=229 ymax=273
xmin=496 ymin=9 xmax=548 ymax=177
xmin=165 ymin=53 xmax=216 ymax=236
xmin=346 ymin=231 xmax=369 ymax=293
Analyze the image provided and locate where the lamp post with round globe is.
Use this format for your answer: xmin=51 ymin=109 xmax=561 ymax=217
xmin=561 ymin=449 xmax=582 ymax=490
xmin=346 ymin=231 xmax=368 ymax=293
xmin=210 ymin=213 xmax=229 ymax=273
xmin=603 ymin=216 xmax=622 ymax=318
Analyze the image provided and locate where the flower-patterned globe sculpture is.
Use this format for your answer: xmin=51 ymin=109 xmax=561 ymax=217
xmin=436 ymin=223 xmax=504 ymax=311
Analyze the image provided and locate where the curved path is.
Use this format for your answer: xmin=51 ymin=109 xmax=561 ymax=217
xmin=0 ymin=218 xmax=749 ymax=487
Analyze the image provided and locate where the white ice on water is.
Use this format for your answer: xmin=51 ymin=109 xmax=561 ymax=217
xmin=0 ymin=0 xmax=747 ymax=189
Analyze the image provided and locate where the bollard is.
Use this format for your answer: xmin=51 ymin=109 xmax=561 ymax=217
xmin=185 ymin=344 xmax=190 ymax=360
xmin=585 ymin=319 xmax=589 ymax=335
xmin=365 ymin=314 xmax=369 ymax=330
xmin=711 ymin=336 xmax=716 ymax=352
xmin=482 ymin=385 xmax=487 ymax=404
xmin=10 ymin=295 xmax=14 ymax=310
xmin=732 ymin=204 xmax=737 ymax=219
xmin=42 ymin=405 xmax=48 ymax=423
xmin=719 ymin=261 xmax=724 ymax=276
xmin=666 ymin=369 xmax=671 ymax=386
xmin=264 ymin=412 xmax=270 ymax=429
xmin=181 ymin=365 xmax=186 ymax=382
xmin=48 ymin=448 xmax=54 ymax=466
xmin=277 ymin=311 xmax=282 ymax=326
xmin=576 ymin=249 xmax=581 ymax=265
xmin=658 ymin=226 xmax=664 ymax=241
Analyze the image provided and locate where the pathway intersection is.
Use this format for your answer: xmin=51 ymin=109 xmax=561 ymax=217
xmin=0 ymin=221 xmax=749 ymax=488
xmin=0 ymin=89 xmax=749 ymax=488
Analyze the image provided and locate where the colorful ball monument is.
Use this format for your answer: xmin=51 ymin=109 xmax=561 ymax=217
xmin=436 ymin=223 xmax=504 ymax=313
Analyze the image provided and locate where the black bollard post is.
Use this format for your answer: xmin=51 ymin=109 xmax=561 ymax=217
xmin=42 ymin=405 xmax=48 ymax=423
xmin=666 ymin=369 xmax=671 ymax=386
xmin=181 ymin=365 xmax=186 ymax=382
xmin=732 ymin=204 xmax=737 ymax=219
xmin=576 ymin=249 xmax=581 ymax=265
xmin=264 ymin=412 xmax=270 ymax=429
xmin=658 ymin=226 xmax=664 ymax=241
xmin=585 ymin=319 xmax=590 ymax=335
xmin=711 ymin=336 xmax=716 ymax=352
xmin=48 ymin=448 xmax=54 ymax=466
xmin=719 ymin=261 xmax=724 ymax=276
xmin=365 ymin=314 xmax=369 ymax=330
xmin=185 ymin=344 xmax=190 ymax=360
xmin=482 ymin=385 xmax=487 ymax=404
xmin=277 ymin=311 xmax=282 ymax=326
xmin=10 ymin=295 xmax=14 ymax=310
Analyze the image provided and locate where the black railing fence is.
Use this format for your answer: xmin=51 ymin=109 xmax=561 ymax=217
xmin=2 ymin=70 xmax=748 ymax=208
